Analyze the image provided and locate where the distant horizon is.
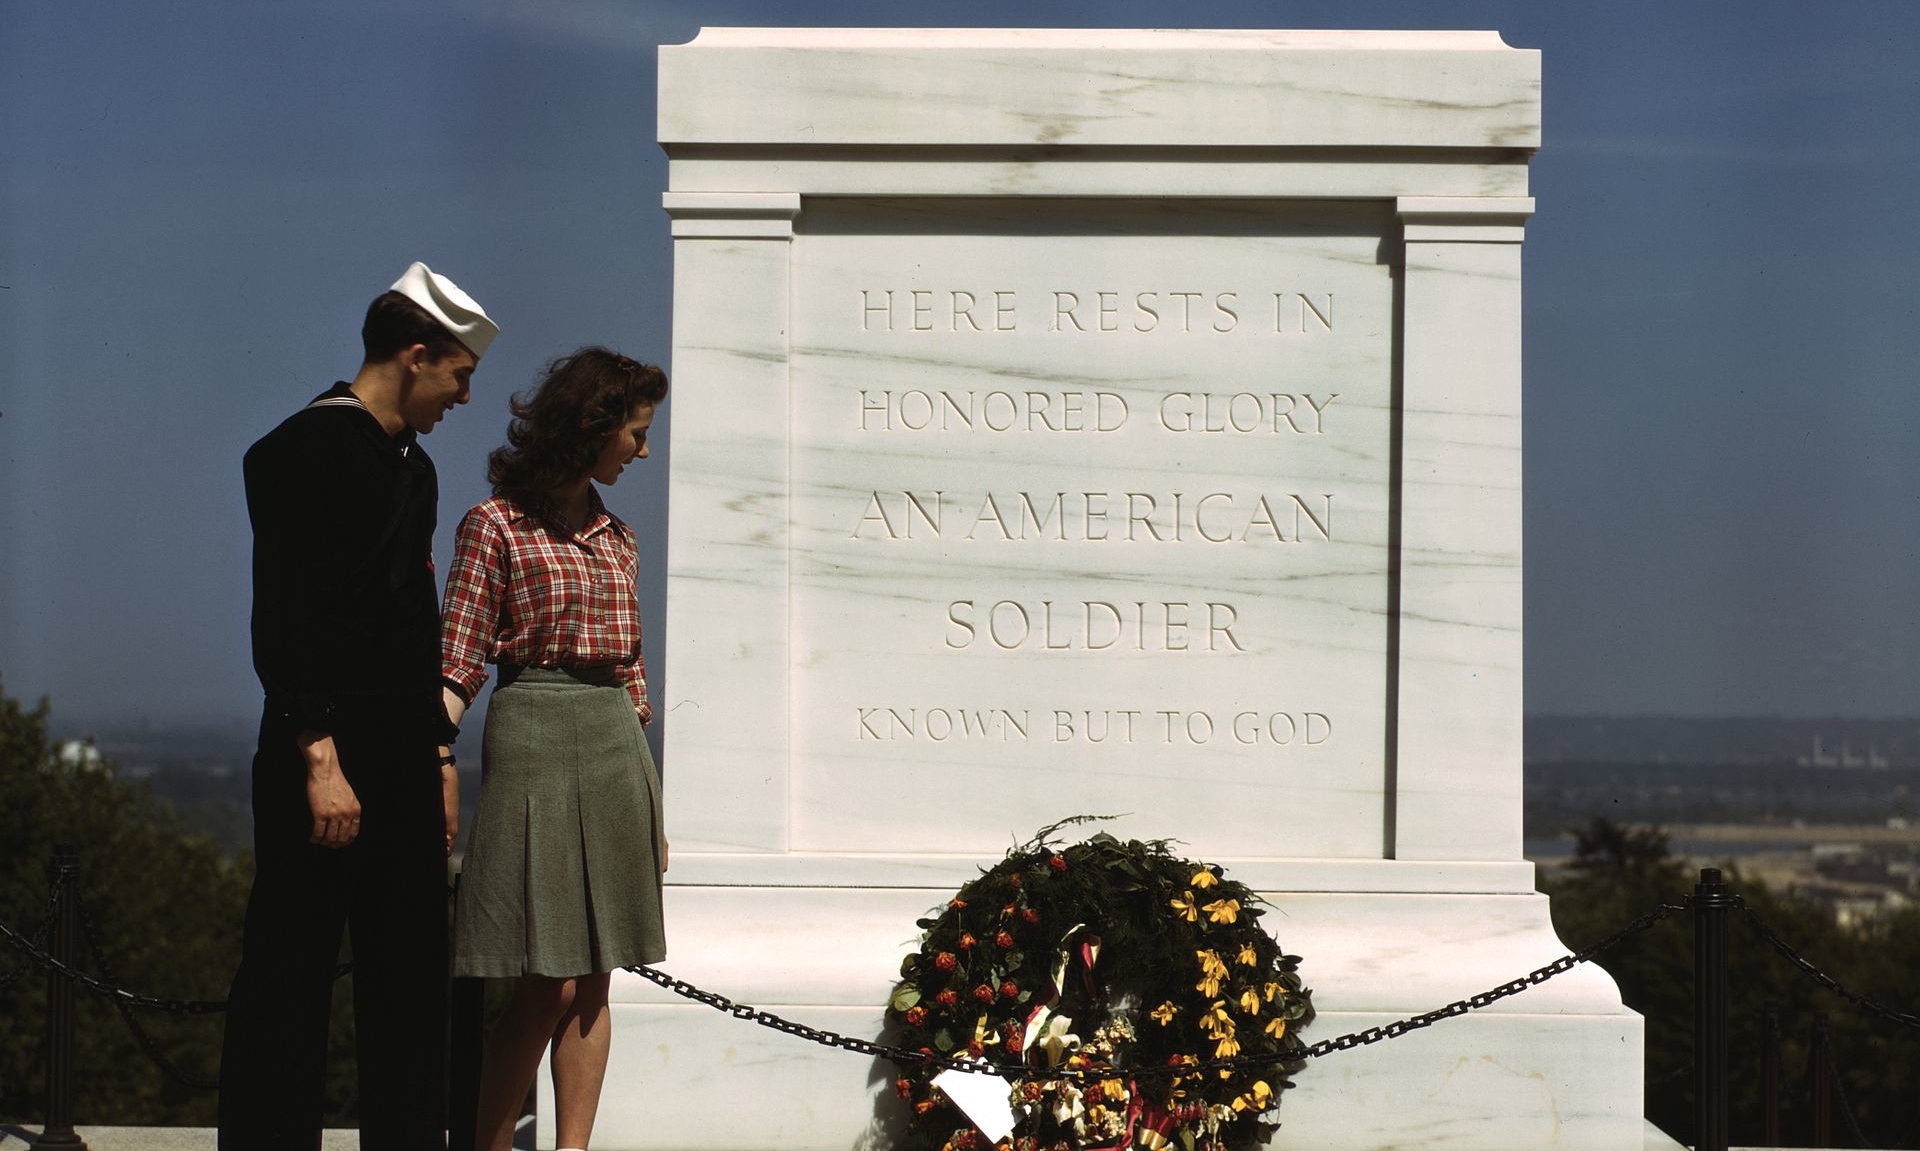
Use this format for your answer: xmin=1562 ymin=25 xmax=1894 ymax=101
xmin=33 ymin=705 xmax=1920 ymax=741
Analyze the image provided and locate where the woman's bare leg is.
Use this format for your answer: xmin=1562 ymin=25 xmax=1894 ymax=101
xmin=550 ymin=971 xmax=613 ymax=1149
xmin=474 ymin=975 xmax=576 ymax=1151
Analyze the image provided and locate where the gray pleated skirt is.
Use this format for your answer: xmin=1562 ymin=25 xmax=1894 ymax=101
xmin=454 ymin=667 xmax=666 ymax=978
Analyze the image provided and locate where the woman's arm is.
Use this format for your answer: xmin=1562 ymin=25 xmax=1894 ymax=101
xmin=441 ymin=507 xmax=504 ymax=713
xmin=439 ymin=507 xmax=503 ymax=856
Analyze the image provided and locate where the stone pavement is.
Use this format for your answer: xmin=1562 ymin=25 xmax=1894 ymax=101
xmin=0 ymin=1117 xmax=537 ymax=1149
xmin=0 ymin=1125 xmax=1844 ymax=1150
xmin=1 ymin=1129 xmax=357 ymax=1150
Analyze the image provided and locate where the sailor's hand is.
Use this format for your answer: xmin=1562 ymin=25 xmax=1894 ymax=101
xmin=299 ymin=731 xmax=361 ymax=848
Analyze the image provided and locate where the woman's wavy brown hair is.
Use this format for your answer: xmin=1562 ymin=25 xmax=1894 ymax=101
xmin=487 ymin=346 xmax=669 ymax=494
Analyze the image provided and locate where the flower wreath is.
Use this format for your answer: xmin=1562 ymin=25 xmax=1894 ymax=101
xmin=887 ymin=820 xmax=1314 ymax=1151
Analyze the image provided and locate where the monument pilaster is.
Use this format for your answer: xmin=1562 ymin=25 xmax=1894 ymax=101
xmin=1393 ymin=195 xmax=1534 ymax=863
xmin=660 ymin=191 xmax=800 ymax=854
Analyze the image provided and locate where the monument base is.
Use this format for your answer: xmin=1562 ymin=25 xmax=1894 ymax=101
xmin=542 ymin=858 xmax=1671 ymax=1151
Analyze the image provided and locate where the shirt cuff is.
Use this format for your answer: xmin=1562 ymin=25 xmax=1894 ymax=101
xmin=291 ymin=693 xmax=338 ymax=736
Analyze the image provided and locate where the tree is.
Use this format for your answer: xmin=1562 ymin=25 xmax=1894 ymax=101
xmin=1543 ymin=816 xmax=1920 ymax=1148
xmin=0 ymin=675 xmax=252 ymax=1124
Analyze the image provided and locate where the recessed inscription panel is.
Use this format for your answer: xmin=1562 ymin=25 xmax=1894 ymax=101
xmin=788 ymin=199 xmax=1393 ymax=856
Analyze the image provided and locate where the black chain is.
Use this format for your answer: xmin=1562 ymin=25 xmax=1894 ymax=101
xmin=623 ymin=966 xmax=977 ymax=1068
xmin=76 ymin=893 xmax=222 ymax=1090
xmin=1296 ymin=901 xmax=1687 ymax=1059
xmin=1821 ymin=1040 xmax=1876 ymax=1151
xmin=0 ymin=913 xmax=231 ymax=1014
xmin=5 ymin=874 xmax=1906 ymax=1100
xmin=2 ymin=917 xmax=354 ymax=1017
xmin=623 ymin=899 xmax=1690 ymax=1081
xmin=1735 ymin=900 xmax=1920 ymax=1030
xmin=0 ymin=872 xmax=64 ymax=991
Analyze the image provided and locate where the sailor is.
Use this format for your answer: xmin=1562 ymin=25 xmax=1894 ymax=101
xmin=219 ymin=262 xmax=496 ymax=1151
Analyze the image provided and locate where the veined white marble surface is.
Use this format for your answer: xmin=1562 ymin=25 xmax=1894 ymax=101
xmin=783 ymin=196 xmax=1394 ymax=859
xmin=660 ymin=28 xmax=1540 ymax=149
xmin=563 ymin=1004 xmax=1651 ymax=1151
xmin=621 ymin=26 xmax=1652 ymax=1151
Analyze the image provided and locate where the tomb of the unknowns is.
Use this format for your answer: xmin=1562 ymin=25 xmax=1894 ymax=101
xmin=540 ymin=28 xmax=1677 ymax=1151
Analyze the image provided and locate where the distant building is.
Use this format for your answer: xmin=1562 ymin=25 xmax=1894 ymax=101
xmin=1797 ymin=734 xmax=1893 ymax=769
xmin=52 ymin=739 xmax=107 ymax=774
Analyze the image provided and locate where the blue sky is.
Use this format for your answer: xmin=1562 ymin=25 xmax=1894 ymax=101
xmin=3 ymin=1 xmax=1917 ymax=729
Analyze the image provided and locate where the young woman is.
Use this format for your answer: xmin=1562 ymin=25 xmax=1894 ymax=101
xmin=440 ymin=346 xmax=669 ymax=1151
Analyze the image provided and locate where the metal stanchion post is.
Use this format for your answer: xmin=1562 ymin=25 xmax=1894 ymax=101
xmin=449 ymin=871 xmax=483 ymax=1151
xmin=1759 ymin=1008 xmax=1782 ymax=1148
xmin=37 ymin=846 xmax=87 ymax=1150
xmin=1692 ymin=867 xmax=1730 ymax=1151
xmin=1808 ymin=1013 xmax=1833 ymax=1149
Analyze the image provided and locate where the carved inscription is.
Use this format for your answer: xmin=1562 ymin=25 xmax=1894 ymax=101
xmin=856 ymin=707 xmax=1332 ymax=746
xmin=859 ymin=289 xmax=1334 ymax=335
xmin=943 ymin=600 xmax=1244 ymax=652
xmin=821 ymin=253 xmax=1378 ymax=784
xmin=855 ymin=390 xmax=1338 ymax=435
xmin=852 ymin=492 xmax=1332 ymax=544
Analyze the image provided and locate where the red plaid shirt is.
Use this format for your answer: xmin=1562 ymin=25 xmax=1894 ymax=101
xmin=440 ymin=489 xmax=652 ymax=724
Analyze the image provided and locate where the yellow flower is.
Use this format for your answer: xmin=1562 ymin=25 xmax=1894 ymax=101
xmin=1202 ymin=898 xmax=1240 ymax=925
xmin=1169 ymin=891 xmax=1199 ymax=922
xmin=1238 ymin=987 xmax=1262 ymax=1016
xmin=1195 ymin=949 xmax=1228 ymax=996
xmin=1263 ymin=981 xmax=1285 ymax=1002
xmin=1149 ymin=1001 xmax=1178 ymax=1026
xmin=1190 ymin=868 xmax=1219 ymax=890
xmin=1235 ymin=943 xmax=1258 ymax=967
xmin=1214 ymin=1035 xmax=1241 ymax=1059
xmin=1201 ymin=1001 xmax=1235 ymax=1038
xmin=1231 ymin=1081 xmax=1273 ymax=1114
xmin=972 ymin=1013 xmax=1003 ymax=1049
xmin=1264 ymin=1017 xmax=1288 ymax=1039
xmin=1099 ymin=1079 xmax=1128 ymax=1102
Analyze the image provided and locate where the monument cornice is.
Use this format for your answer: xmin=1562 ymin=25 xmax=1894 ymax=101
xmin=660 ymin=28 xmax=1541 ymax=151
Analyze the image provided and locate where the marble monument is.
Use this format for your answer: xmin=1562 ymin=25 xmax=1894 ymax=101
xmin=552 ymin=28 xmax=1678 ymax=1151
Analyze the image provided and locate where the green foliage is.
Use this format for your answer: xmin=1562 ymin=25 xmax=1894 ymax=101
xmin=1 ymin=675 xmax=250 ymax=1123
xmin=1544 ymin=816 xmax=1920 ymax=1149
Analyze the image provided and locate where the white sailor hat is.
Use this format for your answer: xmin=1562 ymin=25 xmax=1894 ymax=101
xmin=390 ymin=261 xmax=499 ymax=359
